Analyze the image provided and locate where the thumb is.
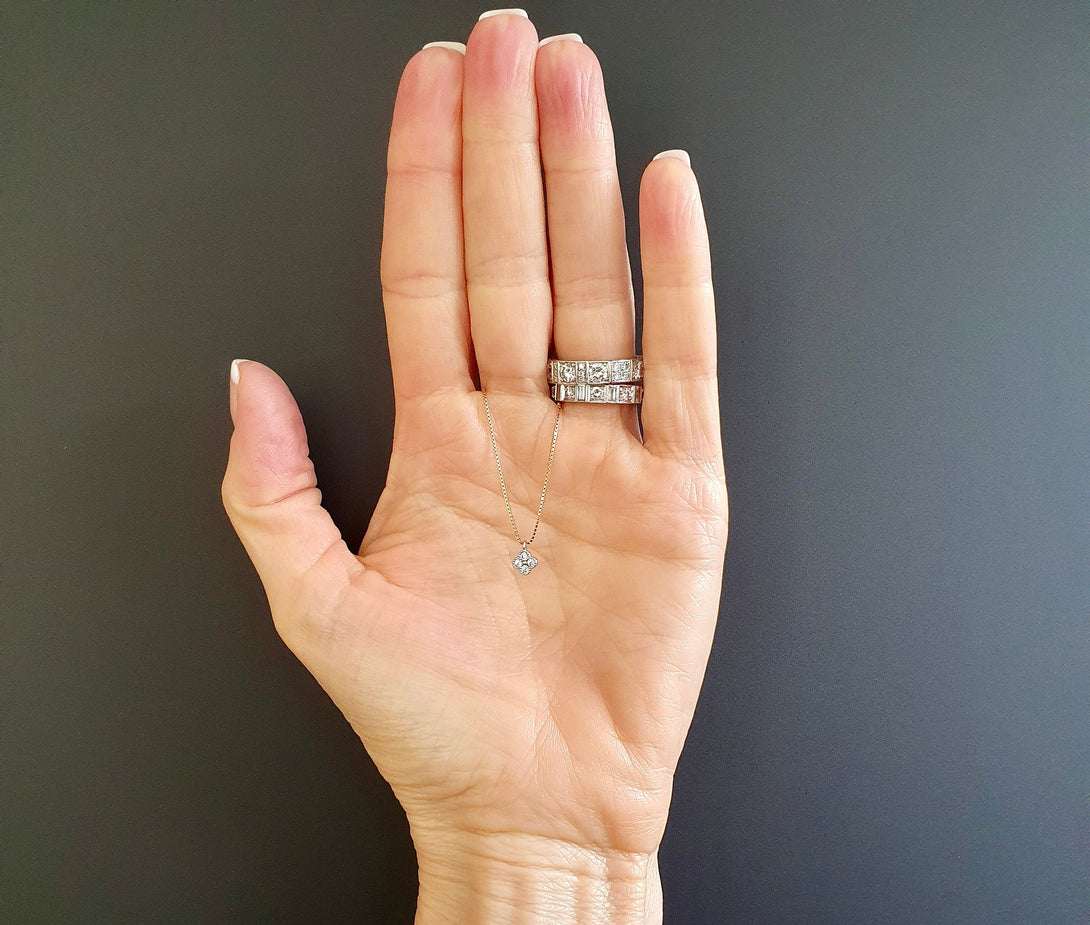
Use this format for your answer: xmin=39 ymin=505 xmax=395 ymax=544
xmin=221 ymin=360 xmax=363 ymax=632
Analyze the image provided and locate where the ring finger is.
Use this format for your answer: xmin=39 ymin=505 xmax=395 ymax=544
xmin=536 ymin=35 xmax=636 ymax=424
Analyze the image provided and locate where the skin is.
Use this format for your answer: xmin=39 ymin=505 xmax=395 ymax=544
xmin=222 ymin=11 xmax=727 ymax=923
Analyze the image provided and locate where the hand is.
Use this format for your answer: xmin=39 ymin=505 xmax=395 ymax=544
xmin=222 ymin=11 xmax=727 ymax=923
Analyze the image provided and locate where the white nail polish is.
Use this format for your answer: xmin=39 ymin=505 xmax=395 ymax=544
xmin=422 ymin=41 xmax=467 ymax=53
xmin=478 ymin=9 xmax=529 ymax=21
xmin=653 ymin=149 xmax=692 ymax=168
xmin=230 ymin=359 xmax=249 ymax=384
xmin=539 ymin=33 xmax=583 ymax=47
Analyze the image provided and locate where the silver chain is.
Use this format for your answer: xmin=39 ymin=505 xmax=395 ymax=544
xmin=482 ymin=392 xmax=562 ymax=548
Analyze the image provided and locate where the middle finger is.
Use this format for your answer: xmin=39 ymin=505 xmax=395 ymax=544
xmin=463 ymin=10 xmax=551 ymax=395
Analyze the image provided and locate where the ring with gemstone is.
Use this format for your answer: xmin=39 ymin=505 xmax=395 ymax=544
xmin=548 ymin=357 xmax=643 ymax=387
xmin=550 ymin=382 xmax=644 ymax=404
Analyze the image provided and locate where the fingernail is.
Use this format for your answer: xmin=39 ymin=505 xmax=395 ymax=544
xmin=478 ymin=9 xmax=529 ymax=20
xmin=653 ymin=149 xmax=691 ymax=168
xmin=422 ymin=41 xmax=467 ymax=53
xmin=229 ymin=360 xmax=249 ymax=422
xmin=230 ymin=359 xmax=249 ymax=384
xmin=539 ymin=33 xmax=583 ymax=46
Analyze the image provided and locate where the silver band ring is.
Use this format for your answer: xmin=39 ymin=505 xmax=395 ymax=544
xmin=551 ymin=382 xmax=644 ymax=404
xmin=548 ymin=357 xmax=643 ymax=386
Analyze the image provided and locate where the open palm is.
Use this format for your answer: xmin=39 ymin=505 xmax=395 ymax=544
xmin=222 ymin=11 xmax=727 ymax=915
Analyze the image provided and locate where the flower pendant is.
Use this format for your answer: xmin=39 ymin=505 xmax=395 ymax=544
xmin=513 ymin=545 xmax=538 ymax=575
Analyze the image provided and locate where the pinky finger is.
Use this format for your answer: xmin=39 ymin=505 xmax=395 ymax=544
xmin=638 ymin=152 xmax=724 ymax=477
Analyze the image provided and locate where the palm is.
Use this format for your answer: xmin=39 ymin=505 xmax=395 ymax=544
xmin=320 ymin=392 xmax=725 ymax=851
xmin=223 ymin=14 xmax=726 ymax=868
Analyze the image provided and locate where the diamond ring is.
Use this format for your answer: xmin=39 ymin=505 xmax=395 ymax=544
xmin=548 ymin=357 xmax=643 ymax=387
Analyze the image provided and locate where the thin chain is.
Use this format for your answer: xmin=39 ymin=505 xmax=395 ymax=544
xmin=482 ymin=392 xmax=562 ymax=547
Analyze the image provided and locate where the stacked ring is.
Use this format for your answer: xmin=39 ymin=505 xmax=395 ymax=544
xmin=548 ymin=357 xmax=644 ymax=404
xmin=551 ymin=382 xmax=644 ymax=404
xmin=548 ymin=357 xmax=643 ymax=386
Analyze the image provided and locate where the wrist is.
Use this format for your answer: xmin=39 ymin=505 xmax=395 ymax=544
xmin=411 ymin=827 xmax=662 ymax=925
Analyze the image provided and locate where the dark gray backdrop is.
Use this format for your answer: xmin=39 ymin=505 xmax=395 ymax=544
xmin=4 ymin=2 xmax=1087 ymax=922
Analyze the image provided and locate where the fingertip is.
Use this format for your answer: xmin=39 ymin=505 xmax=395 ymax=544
xmin=534 ymin=36 xmax=605 ymax=137
xmin=466 ymin=7 xmax=539 ymax=92
xmin=224 ymin=361 xmax=314 ymax=510
xmin=400 ymin=41 xmax=465 ymax=102
xmin=641 ymin=149 xmax=699 ymax=198
xmin=640 ymin=154 xmax=708 ymax=261
xmin=390 ymin=46 xmax=464 ymax=171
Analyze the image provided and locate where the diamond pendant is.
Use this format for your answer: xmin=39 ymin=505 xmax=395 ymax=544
xmin=513 ymin=544 xmax=538 ymax=575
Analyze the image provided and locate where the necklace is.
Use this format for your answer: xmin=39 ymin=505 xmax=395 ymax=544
xmin=481 ymin=392 xmax=563 ymax=575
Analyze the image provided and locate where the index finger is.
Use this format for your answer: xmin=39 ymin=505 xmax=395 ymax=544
xmin=380 ymin=44 xmax=474 ymax=404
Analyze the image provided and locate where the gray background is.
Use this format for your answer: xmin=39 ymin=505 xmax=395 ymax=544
xmin=4 ymin=2 xmax=1087 ymax=922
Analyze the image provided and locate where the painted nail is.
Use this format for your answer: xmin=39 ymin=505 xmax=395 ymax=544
xmin=422 ymin=41 xmax=467 ymax=53
xmin=539 ymin=33 xmax=583 ymax=47
xmin=229 ymin=360 xmax=250 ymax=421
xmin=653 ymin=149 xmax=692 ymax=168
xmin=478 ymin=9 xmax=529 ymax=21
